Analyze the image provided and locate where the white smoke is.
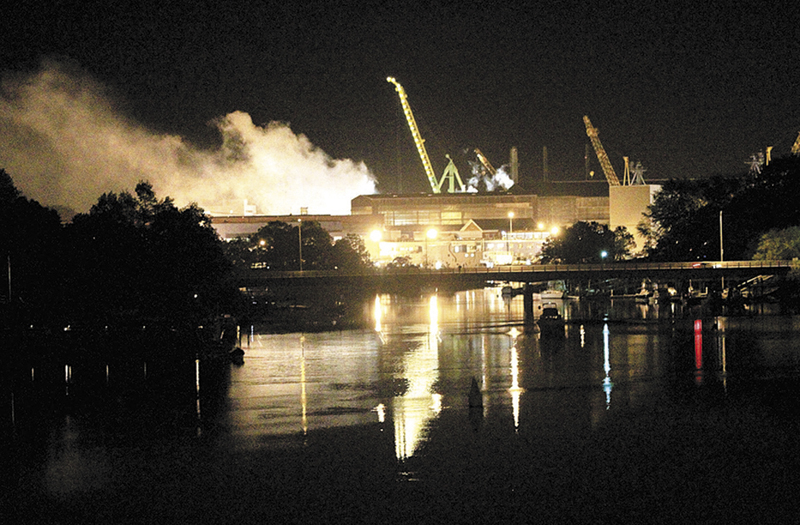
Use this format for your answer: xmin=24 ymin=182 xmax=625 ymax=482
xmin=0 ymin=61 xmax=376 ymax=216
xmin=466 ymin=160 xmax=514 ymax=192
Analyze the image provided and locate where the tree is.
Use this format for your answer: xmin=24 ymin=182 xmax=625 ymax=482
xmin=752 ymin=227 xmax=800 ymax=260
xmin=252 ymin=221 xmax=302 ymax=270
xmin=247 ymin=221 xmax=372 ymax=271
xmin=331 ymin=234 xmax=372 ymax=270
xmin=540 ymin=222 xmax=632 ymax=263
xmin=0 ymin=169 xmax=64 ymax=321
xmin=64 ymin=181 xmax=234 ymax=325
xmin=643 ymin=156 xmax=800 ymax=261
xmin=640 ymin=175 xmax=743 ymax=260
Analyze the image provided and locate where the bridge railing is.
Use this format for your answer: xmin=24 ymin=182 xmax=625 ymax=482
xmin=238 ymin=260 xmax=795 ymax=280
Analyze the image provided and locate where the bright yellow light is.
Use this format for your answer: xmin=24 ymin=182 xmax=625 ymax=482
xmin=370 ymin=229 xmax=382 ymax=242
xmin=551 ymin=226 xmax=560 ymax=235
xmin=508 ymin=211 xmax=514 ymax=219
xmin=537 ymin=222 xmax=545 ymax=230
xmin=429 ymin=294 xmax=438 ymax=328
xmin=427 ymin=228 xmax=438 ymax=239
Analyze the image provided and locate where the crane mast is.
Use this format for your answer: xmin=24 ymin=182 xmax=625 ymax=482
xmin=583 ymin=116 xmax=621 ymax=186
xmin=387 ymin=77 xmax=441 ymax=193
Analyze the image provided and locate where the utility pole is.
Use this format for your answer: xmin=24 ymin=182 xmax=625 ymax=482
xmin=720 ymin=210 xmax=724 ymax=291
xmin=298 ymin=220 xmax=303 ymax=272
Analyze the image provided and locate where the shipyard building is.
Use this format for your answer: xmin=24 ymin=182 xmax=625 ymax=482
xmin=207 ymin=179 xmax=665 ymax=269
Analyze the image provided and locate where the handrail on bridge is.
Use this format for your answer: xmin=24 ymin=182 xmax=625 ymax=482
xmin=238 ymin=260 xmax=795 ymax=280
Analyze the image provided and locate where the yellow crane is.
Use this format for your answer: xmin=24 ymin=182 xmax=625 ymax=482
xmin=583 ymin=116 xmax=621 ymax=186
xmin=792 ymin=131 xmax=800 ymax=156
xmin=387 ymin=77 xmax=464 ymax=193
xmin=474 ymin=148 xmax=497 ymax=176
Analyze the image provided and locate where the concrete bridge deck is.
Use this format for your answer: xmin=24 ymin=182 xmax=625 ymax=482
xmin=234 ymin=260 xmax=794 ymax=290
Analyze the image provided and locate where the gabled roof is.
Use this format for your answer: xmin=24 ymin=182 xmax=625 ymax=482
xmin=460 ymin=219 xmax=483 ymax=233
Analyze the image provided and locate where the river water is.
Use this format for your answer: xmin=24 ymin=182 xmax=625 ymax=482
xmin=3 ymin=288 xmax=800 ymax=523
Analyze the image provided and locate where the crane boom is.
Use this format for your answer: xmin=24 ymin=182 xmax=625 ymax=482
xmin=583 ymin=116 xmax=621 ymax=186
xmin=474 ymin=149 xmax=497 ymax=176
xmin=387 ymin=77 xmax=441 ymax=193
xmin=792 ymin=131 xmax=800 ymax=156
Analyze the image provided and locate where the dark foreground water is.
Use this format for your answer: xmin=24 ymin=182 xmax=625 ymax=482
xmin=3 ymin=289 xmax=800 ymax=524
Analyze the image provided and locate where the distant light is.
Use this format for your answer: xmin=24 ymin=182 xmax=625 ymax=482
xmin=550 ymin=226 xmax=560 ymax=235
xmin=370 ymin=230 xmax=382 ymax=242
xmin=601 ymin=250 xmax=608 ymax=259
xmin=427 ymin=228 xmax=438 ymax=239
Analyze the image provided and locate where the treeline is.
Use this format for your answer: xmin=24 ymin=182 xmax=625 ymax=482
xmin=540 ymin=155 xmax=800 ymax=265
xmin=640 ymin=155 xmax=800 ymax=261
xmin=0 ymin=171 xmax=371 ymax=331
xmin=223 ymin=221 xmax=371 ymax=272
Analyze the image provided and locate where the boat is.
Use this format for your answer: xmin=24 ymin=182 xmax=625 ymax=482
xmin=229 ymin=347 xmax=245 ymax=364
xmin=537 ymin=303 xmax=565 ymax=335
xmin=539 ymin=289 xmax=566 ymax=300
xmin=539 ymin=280 xmax=567 ymax=300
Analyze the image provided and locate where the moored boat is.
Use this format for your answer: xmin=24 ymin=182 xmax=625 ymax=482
xmin=537 ymin=302 xmax=565 ymax=335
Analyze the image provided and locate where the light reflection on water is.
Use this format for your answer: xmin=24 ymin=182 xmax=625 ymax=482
xmin=219 ymin=288 xmax=800 ymax=460
xmin=221 ymin=290 xmax=672 ymax=455
xmin=8 ymin=286 xmax=800 ymax=509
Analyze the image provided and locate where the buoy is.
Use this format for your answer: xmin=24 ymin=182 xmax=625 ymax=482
xmin=468 ymin=377 xmax=482 ymax=408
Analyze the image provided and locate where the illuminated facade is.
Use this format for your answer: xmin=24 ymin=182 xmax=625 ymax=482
xmin=352 ymin=189 xmax=610 ymax=267
xmin=210 ymin=184 xmax=665 ymax=268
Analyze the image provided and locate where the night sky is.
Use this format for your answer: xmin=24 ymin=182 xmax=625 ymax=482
xmin=2 ymin=0 xmax=799 ymax=212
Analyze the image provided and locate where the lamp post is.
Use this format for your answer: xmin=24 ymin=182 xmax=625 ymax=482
xmin=298 ymin=219 xmax=303 ymax=272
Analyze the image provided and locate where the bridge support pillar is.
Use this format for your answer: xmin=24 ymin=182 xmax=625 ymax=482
xmin=523 ymin=283 xmax=535 ymax=325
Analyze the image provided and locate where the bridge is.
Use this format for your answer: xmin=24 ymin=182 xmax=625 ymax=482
xmin=234 ymin=260 xmax=794 ymax=291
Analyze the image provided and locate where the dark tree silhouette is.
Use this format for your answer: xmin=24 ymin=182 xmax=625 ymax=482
xmin=64 ymin=182 xmax=234 ymax=326
xmin=643 ymin=156 xmax=800 ymax=261
xmin=248 ymin=220 xmax=371 ymax=271
xmin=540 ymin=221 xmax=632 ymax=263
xmin=0 ymin=169 xmax=64 ymax=323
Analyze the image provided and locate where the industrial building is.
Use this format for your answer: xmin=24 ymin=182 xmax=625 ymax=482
xmin=209 ymin=91 xmax=661 ymax=268
xmin=209 ymin=179 xmax=657 ymax=268
xmin=349 ymin=184 xmax=611 ymax=267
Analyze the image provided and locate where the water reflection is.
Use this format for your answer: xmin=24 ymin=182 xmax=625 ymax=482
xmin=602 ymin=323 xmax=613 ymax=409
xmin=694 ymin=319 xmax=704 ymax=384
xmin=8 ymin=286 xmax=800 ymax=508
xmin=393 ymin=294 xmax=441 ymax=460
xmin=508 ymin=327 xmax=523 ymax=430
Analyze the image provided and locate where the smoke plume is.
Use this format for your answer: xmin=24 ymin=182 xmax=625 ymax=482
xmin=466 ymin=160 xmax=514 ymax=193
xmin=0 ymin=61 xmax=376 ymax=216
